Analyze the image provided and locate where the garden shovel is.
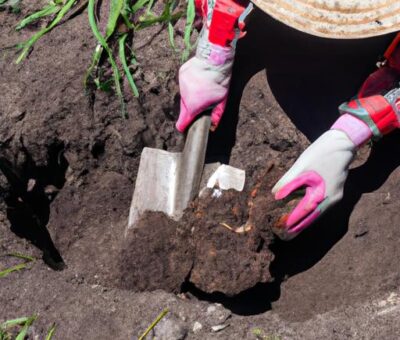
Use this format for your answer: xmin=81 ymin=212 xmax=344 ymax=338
xmin=126 ymin=114 xmax=245 ymax=232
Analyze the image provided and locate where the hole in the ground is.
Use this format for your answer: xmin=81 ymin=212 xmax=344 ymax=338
xmin=181 ymin=280 xmax=280 ymax=316
xmin=0 ymin=142 xmax=69 ymax=270
xmin=91 ymin=140 xmax=105 ymax=159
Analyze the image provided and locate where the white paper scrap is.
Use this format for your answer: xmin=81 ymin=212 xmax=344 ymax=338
xmin=206 ymin=164 xmax=245 ymax=192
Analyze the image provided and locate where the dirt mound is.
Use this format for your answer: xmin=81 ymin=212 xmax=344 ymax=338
xmin=119 ymin=163 xmax=289 ymax=295
xmin=47 ymin=160 xmax=289 ymax=296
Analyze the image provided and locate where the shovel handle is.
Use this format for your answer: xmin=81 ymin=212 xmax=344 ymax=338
xmin=175 ymin=114 xmax=211 ymax=210
xmin=184 ymin=113 xmax=212 ymax=156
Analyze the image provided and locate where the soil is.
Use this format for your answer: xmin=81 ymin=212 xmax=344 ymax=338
xmin=119 ymin=162 xmax=290 ymax=296
xmin=1 ymin=1 xmax=400 ymax=339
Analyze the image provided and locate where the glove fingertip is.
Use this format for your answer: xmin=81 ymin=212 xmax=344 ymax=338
xmin=271 ymin=182 xmax=281 ymax=195
xmin=211 ymin=98 xmax=227 ymax=128
xmin=274 ymin=188 xmax=287 ymax=200
xmin=176 ymin=98 xmax=190 ymax=132
xmin=175 ymin=121 xmax=185 ymax=133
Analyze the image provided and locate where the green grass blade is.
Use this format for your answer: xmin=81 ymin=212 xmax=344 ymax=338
xmin=121 ymin=11 xmax=134 ymax=29
xmin=84 ymin=44 xmax=102 ymax=88
xmin=16 ymin=0 xmax=77 ymax=64
xmin=15 ymin=315 xmax=37 ymax=340
xmin=166 ymin=0 xmax=178 ymax=51
xmin=144 ymin=0 xmax=154 ymax=16
xmin=15 ymin=4 xmax=60 ymax=31
xmin=1 ymin=317 xmax=30 ymax=329
xmin=7 ymin=252 xmax=35 ymax=262
xmin=138 ymin=309 xmax=168 ymax=340
xmin=85 ymin=0 xmax=123 ymax=86
xmin=45 ymin=323 xmax=56 ymax=340
xmin=182 ymin=0 xmax=195 ymax=61
xmin=88 ymin=0 xmax=126 ymax=116
xmin=106 ymin=0 xmax=124 ymax=38
xmin=136 ymin=11 xmax=181 ymax=30
xmin=131 ymin=0 xmax=150 ymax=14
xmin=168 ymin=22 xmax=175 ymax=49
xmin=118 ymin=33 xmax=139 ymax=97
xmin=0 ymin=263 xmax=27 ymax=278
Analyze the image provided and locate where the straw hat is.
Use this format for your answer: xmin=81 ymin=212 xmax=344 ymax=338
xmin=252 ymin=0 xmax=400 ymax=39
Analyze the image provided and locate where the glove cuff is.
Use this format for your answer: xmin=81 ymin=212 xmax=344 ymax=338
xmin=331 ymin=114 xmax=372 ymax=147
xmin=206 ymin=0 xmax=252 ymax=48
xmin=338 ymin=93 xmax=400 ymax=139
xmin=196 ymin=28 xmax=235 ymax=66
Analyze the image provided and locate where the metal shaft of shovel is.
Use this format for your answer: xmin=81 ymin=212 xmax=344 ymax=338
xmin=174 ymin=114 xmax=211 ymax=215
xmin=127 ymin=114 xmax=211 ymax=231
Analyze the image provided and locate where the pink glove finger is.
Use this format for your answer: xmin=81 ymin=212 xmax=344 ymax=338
xmin=275 ymin=209 xmax=322 ymax=241
xmin=211 ymin=96 xmax=227 ymax=129
xmin=176 ymin=98 xmax=193 ymax=133
xmin=288 ymin=206 xmax=321 ymax=235
xmin=274 ymin=171 xmax=326 ymax=230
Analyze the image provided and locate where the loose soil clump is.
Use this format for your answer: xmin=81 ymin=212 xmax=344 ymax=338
xmin=119 ymin=162 xmax=292 ymax=295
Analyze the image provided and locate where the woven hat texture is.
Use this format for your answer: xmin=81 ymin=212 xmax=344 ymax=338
xmin=253 ymin=0 xmax=400 ymax=38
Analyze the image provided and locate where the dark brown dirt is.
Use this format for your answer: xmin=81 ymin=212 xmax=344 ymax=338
xmin=1 ymin=2 xmax=400 ymax=339
xmin=119 ymin=162 xmax=294 ymax=296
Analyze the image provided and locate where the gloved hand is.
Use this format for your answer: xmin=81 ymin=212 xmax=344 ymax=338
xmin=271 ymin=129 xmax=357 ymax=240
xmin=176 ymin=30 xmax=235 ymax=132
xmin=272 ymin=90 xmax=399 ymax=241
xmin=176 ymin=0 xmax=252 ymax=132
xmin=271 ymin=34 xmax=400 ymax=241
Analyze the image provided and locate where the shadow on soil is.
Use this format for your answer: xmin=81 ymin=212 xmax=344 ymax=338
xmin=0 ymin=143 xmax=68 ymax=270
xmin=189 ymin=10 xmax=400 ymax=315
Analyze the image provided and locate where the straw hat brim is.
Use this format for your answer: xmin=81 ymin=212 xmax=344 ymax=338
xmin=252 ymin=0 xmax=400 ymax=39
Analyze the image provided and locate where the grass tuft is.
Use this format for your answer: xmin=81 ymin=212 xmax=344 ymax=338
xmin=14 ymin=0 xmax=198 ymax=114
xmin=0 ymin=253 xmax=35 ymax=278
xmin=0 ymin=315 xmax=37 ymax=340
xmin=16 ymin=4 xmax=60 ymax=31
xmin=87 ymin=0 xmax=126 ymax=116
xmin=16 ymin=0 xmax=77 ymax=64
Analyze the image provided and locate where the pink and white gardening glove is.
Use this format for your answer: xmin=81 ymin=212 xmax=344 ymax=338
xmin=176 ymin=30 xmax=235 ymax=132
xmin=272 ymin=97 xmax=400 ymax=241
xmin=176 ymin=0 xmax=252 ymax=132
xmin=272 ymin=33 xmax=400 ymax=241
xmin=271 ymin=124 xmax=361 ymax=240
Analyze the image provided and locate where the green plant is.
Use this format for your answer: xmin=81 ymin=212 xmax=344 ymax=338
xmin=0 ymin=315 xmax=37 ymax=340
xmin=0 ymin=316 xmax=56 ymax=340
xmin=16 ymin=0 xmax=77 ymax=64
xmin=45 ymin=323 xmax=56 ymax=340
xmin=138 ymin=308 xmax=168 ymax=340
xmin=87 ymin=0 xmax=127 ymax=115
xmin=14 ymin=0 xmax=197 ymax=115
xmin=15 ymin=2 xmax=62 ymax=31
xmin=252 ymin=328 xmax=282 ymax=340
xmin=0 ymin=253 xmax=35 ymax=278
